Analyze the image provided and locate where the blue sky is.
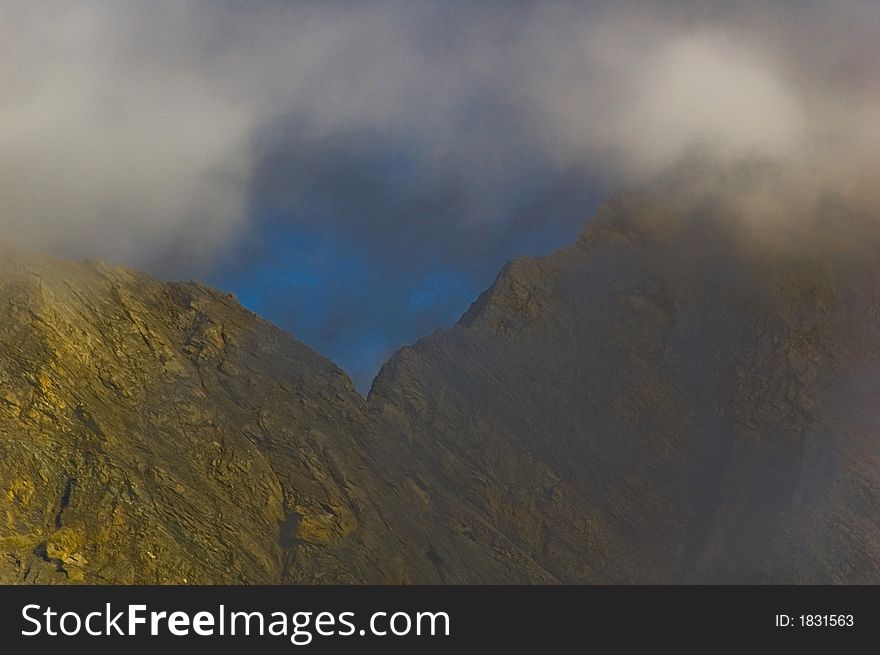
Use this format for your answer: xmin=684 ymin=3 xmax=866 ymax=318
xmin=205 ymin=134 xmax=603 ymax=390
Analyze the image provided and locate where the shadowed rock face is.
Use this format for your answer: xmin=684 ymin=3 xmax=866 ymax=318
xmin=2 ymin=191 xmax=880 ymax=584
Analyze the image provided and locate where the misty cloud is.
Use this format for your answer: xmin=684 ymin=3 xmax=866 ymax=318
xmin=2 ymin=0 xmax=879 ymax=386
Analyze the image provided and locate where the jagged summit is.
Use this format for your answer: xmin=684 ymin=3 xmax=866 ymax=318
xmin=3 ymin=191 xmax=880 ymax=583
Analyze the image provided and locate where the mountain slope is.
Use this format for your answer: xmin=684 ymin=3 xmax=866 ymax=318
xmin=369 ymin=193 xmax=880 ymax=583
xmin=0 ymin=250 xmax=410 ymax=583
xmin=2 ymin=189 xmax=880 ymax=584
xmin=0 ymin=247 xmax=555 ymax=584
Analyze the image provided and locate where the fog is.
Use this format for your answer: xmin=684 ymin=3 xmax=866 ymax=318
xmin=2 ymin=1 xmax=878 ymax=384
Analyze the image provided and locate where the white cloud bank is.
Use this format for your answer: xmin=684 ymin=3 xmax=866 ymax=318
xmin=1 ymin=1 xmax=878 ymax=265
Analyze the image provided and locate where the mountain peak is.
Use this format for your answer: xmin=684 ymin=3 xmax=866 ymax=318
xmin=4 ymin=193 xmax=880 ymax=583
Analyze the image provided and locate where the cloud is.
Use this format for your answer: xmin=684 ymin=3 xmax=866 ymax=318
xmin=2 ymin=1 xmax=879 ymax=385
xmin=0 ymin=2 xmax=257 ymax=263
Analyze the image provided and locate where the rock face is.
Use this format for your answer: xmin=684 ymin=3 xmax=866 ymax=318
xmin=2 ymin=191 xmax=880 ymax=584
xmin=371 ymin=193 xmax=880 ymax=583
xmin=0 ymin=249 xmax=381 ymax=583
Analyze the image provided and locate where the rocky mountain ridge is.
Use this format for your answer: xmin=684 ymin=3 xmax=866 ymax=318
xmin=2 ymin=191 xmax=879 ymax=583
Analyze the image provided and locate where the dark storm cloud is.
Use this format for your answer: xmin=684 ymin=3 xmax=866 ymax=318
xmin=3 ymin=1 xmax=880 ymax=385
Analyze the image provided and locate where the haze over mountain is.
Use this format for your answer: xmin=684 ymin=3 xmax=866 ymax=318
xmin=5 ymin=1 xmax=880 ymax=387
xmin=3 ymin=0 xmax=880 ymax=588
xmin=3 ymin=184 xmax=879 ymax=584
